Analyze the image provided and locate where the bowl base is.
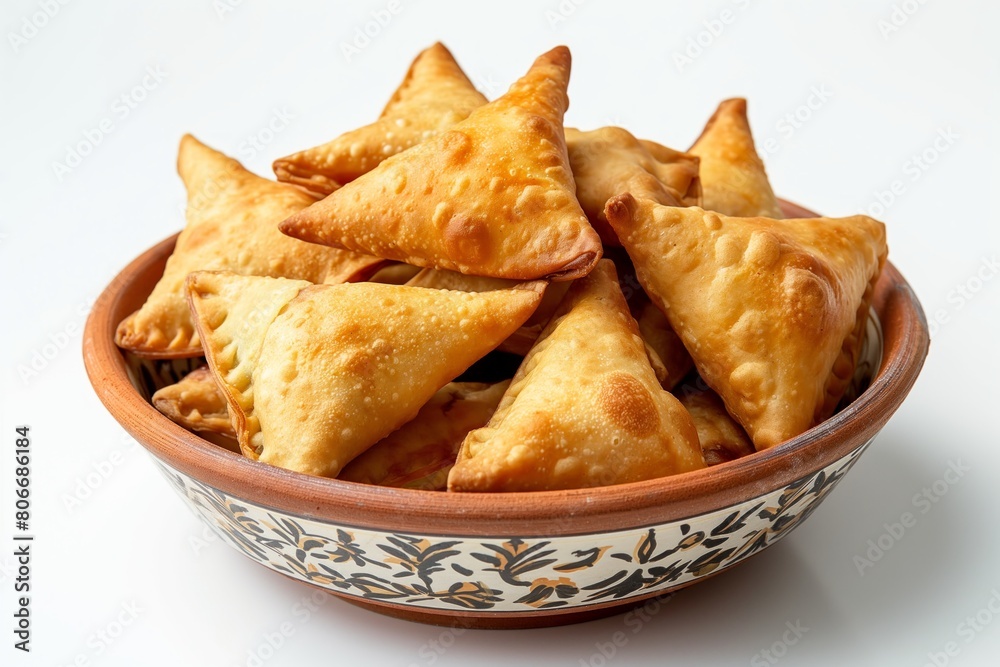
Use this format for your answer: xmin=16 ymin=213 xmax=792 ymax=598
xmin=339 ymin=591 xmax=656 ymax=629
xmin=323 ymin=570 xmax=725 ymax=629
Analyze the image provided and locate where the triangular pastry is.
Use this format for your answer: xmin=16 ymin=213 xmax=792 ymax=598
xmin=566 ymin=126 xmax=700 ymax=245
xmin=676 ymin=384 xmax=755 ymax=466
xmin=115 ymin=135 xmax=385 ymax=357
xmin=406 ymin=267 xmax=668 ymax=370
xmin=635 ymin=298 xmax=694 ymax=391
xmin=406 ymin=257 xmax=688 ymax=390
xmin=404 ymin=268 xmax=570 ymax=356
xmin=689 ymin=98 xmax=783 ymax=218
xmin=273 ymin=43 xmax=487 ymax=197
xmin=448 ymin=260 xmax=704 ymax=492
xmin=152 ymin=367 xmax=235 ymax=437
xmin=340 ymin=381 xmax=509 ymax=490
xmin=186 ymin=271 xmax=544 ymax=477
xmin=605 ymin=194 xmax=887 ymax=449
xmin=280 ymin=46 xmax=602 ymax=281
xmin=607 ymin=249 xmax=694 ymax=390
xmin=152 ymin=365 xmax=508 ymax=488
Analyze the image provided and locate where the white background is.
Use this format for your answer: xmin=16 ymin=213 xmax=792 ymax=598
xmin=2 ymin=1 xmax=998 ymax=665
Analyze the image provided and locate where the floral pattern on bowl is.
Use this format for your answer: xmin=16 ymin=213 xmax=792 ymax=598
xmin=156 ymin=442 xmax=867 ymax=613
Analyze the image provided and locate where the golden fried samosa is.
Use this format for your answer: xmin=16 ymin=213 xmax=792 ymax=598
xmin=273 ymin=43 xmax=487 ymax=196
xmin=152 ymin=366 xmax=235 ymax=437
xmin=186 ymin=271 xmax=543 ymax=477
xmin=689 ymin=98 xmax=783 ymax=219
xmin=605 ymin=194 xmax=886 ymax=449
xmin=340 ymin=381 xmax=509 ymax=490
xmin=448 ymin=260 xmax=704 ymax=492
xmin=115 ymin=135 xmax=384 ymax=357
xmin=566 ymin=126 xmax=700 ymax=245
xmin=279 ymin=46 xmax=602 ymax=281
xmin=635 ymin=299 xmax=694 ymax=391
xmin=677 ymin=385 xmax=755 ymax=466
xmin=404 ymin=268 xmax=570 ymax=356
xmin=153 ymin=367 xmax=508 ymax=485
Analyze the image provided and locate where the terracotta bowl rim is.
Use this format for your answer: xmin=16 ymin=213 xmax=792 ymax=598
xmin=82 ymin=200 xmax=930 ymax=537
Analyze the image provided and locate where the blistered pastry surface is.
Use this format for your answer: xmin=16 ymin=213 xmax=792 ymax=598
xmin=188 ymin=272 xmax=543 ymax=477
xmin=151 ymin=366 xmax=235 ymax=436
xmin=449 ymin=260 xmax=704 ymax=492
xmin=690 ymin=98 xmax=784 ymax=219
xmin=273 ymin=43 xmax=488 ymax=196
xmin=606 ymin=196 xmax=886 ymax=449
xmin=279 ymin=47 xmax=602 ymax=281
xmin=566 ymin=126 xmax=701 ymax=245
xmin=116 ymin=136 xmax=383 ymax=356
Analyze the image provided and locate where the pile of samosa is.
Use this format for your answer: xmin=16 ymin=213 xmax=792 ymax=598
xmin=119 ymin=44 xmax=887 ymax=492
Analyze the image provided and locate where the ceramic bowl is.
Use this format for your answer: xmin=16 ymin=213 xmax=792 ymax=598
xmin=82 ymin=201 xmax=929 ymax=629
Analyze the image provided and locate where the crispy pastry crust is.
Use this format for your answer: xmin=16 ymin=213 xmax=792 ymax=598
xmin=152 ymin=367 xmax=510 ymax=487
xmin=677 ymin=385 xmax=755 ymax=466
xmin=273 ymin=43 xmax=488 ymax=196
xmin=689 ymin=98 xmax=784 ymax=219
xmin=605 ymin=195 xmax=886 ymax=449
xmin=566 ymin=126 xmax=701 ymax=245
xmin=185 ymin=272 xmax=310 ymax=460
xmin=339 ymin=381 xmax=509 ymax=490
xmin=151 ymin=366 xmax=235 ymax=436
xmin=636 ymin=299 xmax=695 ymax=391
xmin=608 ymin=249 xmax=695 ymax=390
xmin=186 ymin=271 xmax=544 ymax=477
xmin=448 ymin=260 xmax=704 ymax=492
xmin=279 ymin=46 xmax=602 ymax=281
xmin=404 ymin=268 xmax=570 ymax=356
xmin=115 ymin=135 xmax=385 ymax=357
